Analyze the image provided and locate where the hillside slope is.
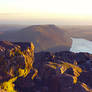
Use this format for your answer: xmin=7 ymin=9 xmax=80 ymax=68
xmin=0 ymin=25 xmax=72 ymax=52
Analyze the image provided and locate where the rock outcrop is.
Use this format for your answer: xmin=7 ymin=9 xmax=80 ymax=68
xmin=0 ymin=41 xmax=92 ymax=92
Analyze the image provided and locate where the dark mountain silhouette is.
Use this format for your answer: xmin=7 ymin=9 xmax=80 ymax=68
xmin=0 ymin=25 xmax=72 ymax=52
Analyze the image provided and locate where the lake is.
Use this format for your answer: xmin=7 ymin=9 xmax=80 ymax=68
xmin=70 ymin=38 xmax=92 ymax=54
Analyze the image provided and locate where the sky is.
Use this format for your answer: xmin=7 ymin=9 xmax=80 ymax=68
xmin=0 ymin=0 xmax=92 ymax=25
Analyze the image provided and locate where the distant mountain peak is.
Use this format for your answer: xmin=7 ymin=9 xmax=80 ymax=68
xmin=22 ymin=24 xmax=59 ymax=31
xmin=0 ymin=24 xmax=71 ymax=52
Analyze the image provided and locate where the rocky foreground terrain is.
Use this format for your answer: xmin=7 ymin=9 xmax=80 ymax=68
xmin=0 ymin=41 xmax=92 ymax=92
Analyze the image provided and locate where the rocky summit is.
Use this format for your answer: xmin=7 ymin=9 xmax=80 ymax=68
xmin=0 ymin=41 xmax=92 ymax=92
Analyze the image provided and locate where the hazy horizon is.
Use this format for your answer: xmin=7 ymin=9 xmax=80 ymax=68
xmin=0 ymin=0 xmax=92 ymax=25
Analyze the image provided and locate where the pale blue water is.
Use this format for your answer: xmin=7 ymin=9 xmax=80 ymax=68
xmin=70 ymin=38 xmax=92 ymax=54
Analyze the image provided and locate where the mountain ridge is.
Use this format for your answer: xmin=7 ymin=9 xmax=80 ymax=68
xmin=0 ymin=24 xmax=72 ymax=52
